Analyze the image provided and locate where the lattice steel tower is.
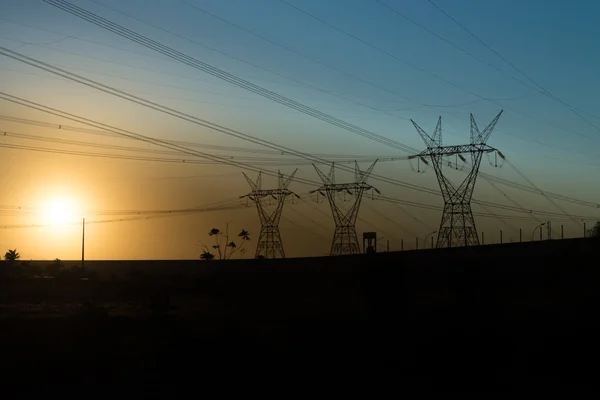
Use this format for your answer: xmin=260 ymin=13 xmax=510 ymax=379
xmin=410 ymin=111 xmax=503 ymax=248
xmin=240 ymin=169 xmax=299 ymax=259
xmin=311 ymin=160 xmax=379 ymax=256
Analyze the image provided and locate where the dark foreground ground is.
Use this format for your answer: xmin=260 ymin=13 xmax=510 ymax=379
xmin=1 ymin=238 xmax=600 ymax=390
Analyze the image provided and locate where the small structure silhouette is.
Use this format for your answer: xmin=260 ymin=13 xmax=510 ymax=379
xmin=363 ymin=232 xmax=377 ymax=254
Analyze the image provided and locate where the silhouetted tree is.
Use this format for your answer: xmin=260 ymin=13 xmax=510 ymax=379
xmin=1 ymin=248 xmax=21 ymax=278
xmin=46 ymin=258 xmax=64 ymax=278
xmin=4 ymin=249 xmax=20 ymax=264
xmin=199 ymin=222 xmax=250 ymax=260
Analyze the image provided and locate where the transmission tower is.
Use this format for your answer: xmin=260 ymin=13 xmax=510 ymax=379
xmin=311 ymin=160 xmax=379 ymax=256
xmin=410 ymin=111 xmax=503 ymax=248
xmin=240 ymin=169 xmax=299 ymax=259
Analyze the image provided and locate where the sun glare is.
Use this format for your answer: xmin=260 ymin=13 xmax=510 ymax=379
xmin=40 ymin=196 xmax=80 ymax=226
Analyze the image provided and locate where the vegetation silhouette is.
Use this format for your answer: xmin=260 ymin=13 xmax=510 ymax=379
xmin=590 ymin=221 xmax=600 ymax=237
xmin=199 ymin=222 xmax=251 ymax=260
xmin=4 ymin=248 xmax=20 ymax=264
xmin=2 ymin=248 xmax=22 ymax=278
xmin=46 ymin=258 xmax=64 ymax=278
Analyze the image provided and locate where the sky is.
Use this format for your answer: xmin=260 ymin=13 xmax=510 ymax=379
xmin=0 ymin=0 xmax=599 ymax=260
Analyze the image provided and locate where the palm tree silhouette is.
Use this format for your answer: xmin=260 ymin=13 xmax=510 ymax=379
xmin=4 ymin=249 xmax=20 ymax=264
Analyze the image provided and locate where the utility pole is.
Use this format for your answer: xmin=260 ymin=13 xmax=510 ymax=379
xmin=532 ymin=222 xmax=545 ymax=241
xmin=311 ymin=160 xmax=379 ymax=256
xmin=546 ymin=221 xmax=552 ymax=240
xmin=240 ymin=169 xmax=299 ymax=259
xmin=410 ymin=111 xmax=503 ymax=248
xmin=500 ymin=230 xmax=503 ymax=244
xmin=81 ymin=217 xmax=85 ymax=269
xmin=424 ymin=230 xmax=437 ymax=249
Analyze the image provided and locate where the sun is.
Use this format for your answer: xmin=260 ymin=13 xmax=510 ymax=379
xmin=40 ymin=196 xmax=80 ymax=226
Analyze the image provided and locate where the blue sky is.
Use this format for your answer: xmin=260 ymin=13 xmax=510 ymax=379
xmin=0 ymin=0 xmax=599 ymax=259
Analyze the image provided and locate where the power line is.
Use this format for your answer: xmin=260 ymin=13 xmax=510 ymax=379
xmin=0 ymin=61 xmax=388 ymax=119
xmin=7 ymin=14 xmax=584 ymax=155
xmin=0 ymin=142 xmax=388 ymax=168
xmin=9 ymin=4 xmax=594 ymax=213
xmin=372 ymin=0 xmax=543 ymax=95
xmin=83 ymin=0 xmax=426 ymax=121
xmin=177 ymin=0 xmax=420 ymax=107
xmin=0 ymin=129 xmax=394 ymax=165
xmin=0 ymin=90 xmax=321 ymax=186
xmin=0 ymin=203 xmax=244 ymax=230
xmin=1 ymin=87 xmax=595 ymax=224
xmin=277 ymin=0 xmax=501 ymax=101
xmin=0 ymin=48 xmax=444 ymax=196
xmin=41 ymin=0 xmax=419 ymax=153
xmin=480 ymin=168 xmax=599 ymax=209
xmin=2 ymin=43 xmax=596 ymax=221
xmin=178 ymin=0 xmax=528 ymax=111
xmin=277 ymin=0 xmax=600 ymax=143
xmin=363 ymin=201 xmax=419 ymax=239
xmin=0 ymin=16 xmax=332 ymax=94
xmin=426 ymin=0 xmax=600 ymax=135
xmin=0 ymin=114 xmax=398 ymax=159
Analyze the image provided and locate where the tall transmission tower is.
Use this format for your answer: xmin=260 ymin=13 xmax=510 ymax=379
xmin=410 ymin=111 xmax=503 ymax=248
xmin=240 ymin=169 xmax=299 ymax=259
xmin=311 ymin=160 xmax=379 ymax=256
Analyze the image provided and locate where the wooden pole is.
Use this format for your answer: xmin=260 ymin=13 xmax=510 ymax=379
xmin=81 ymin=217 xmax=85 ymax=269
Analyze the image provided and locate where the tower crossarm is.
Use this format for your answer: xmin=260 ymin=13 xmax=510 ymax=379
xmin=241 ymin=188 xmax=296 ymax=200
xmin=417 ymin=143 xmax=496 ymax=158
xmin=313 ymin=183 xmax=376 ymax=193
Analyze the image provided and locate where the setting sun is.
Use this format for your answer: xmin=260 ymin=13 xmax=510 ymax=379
xmin=39 ymin=196 xmax=80 ymax=226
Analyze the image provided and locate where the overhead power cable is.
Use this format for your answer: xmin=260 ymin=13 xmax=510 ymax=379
xmin=372 ymin=0 xmax=542 ymax=95
xmin=0 ymin=90 xmax=321 ymax=187
xmin=2 ymin=89 xmax=596 ymax=223
xmin=277 ymin=0 xmax=600 ymax=142
xmin=2 ymin=40 xmax=595 ymax=220
xmin=0 ymin=114 xmax=398 ymax=159
xmin=0 ymin=202 xmax=244 ymax=230
xmin=0 ymin=141 xmax=387 ymax=167
xmin=0 ymin=129 xmax=395 ymax=165
xmin=4 ymin=110 xmax=597 ymax=212
xmin=177 ymin=0 xmax=421 ymax=107
xmin=42 ymin=0 xmax=419 ymax=154
xmin=0 ymin=48 xmax=443 ymax=196
xmin=4 ymin=8 xmax=588 ymax=212
xmin=426 ymin=0 xmax=600 ymax=135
